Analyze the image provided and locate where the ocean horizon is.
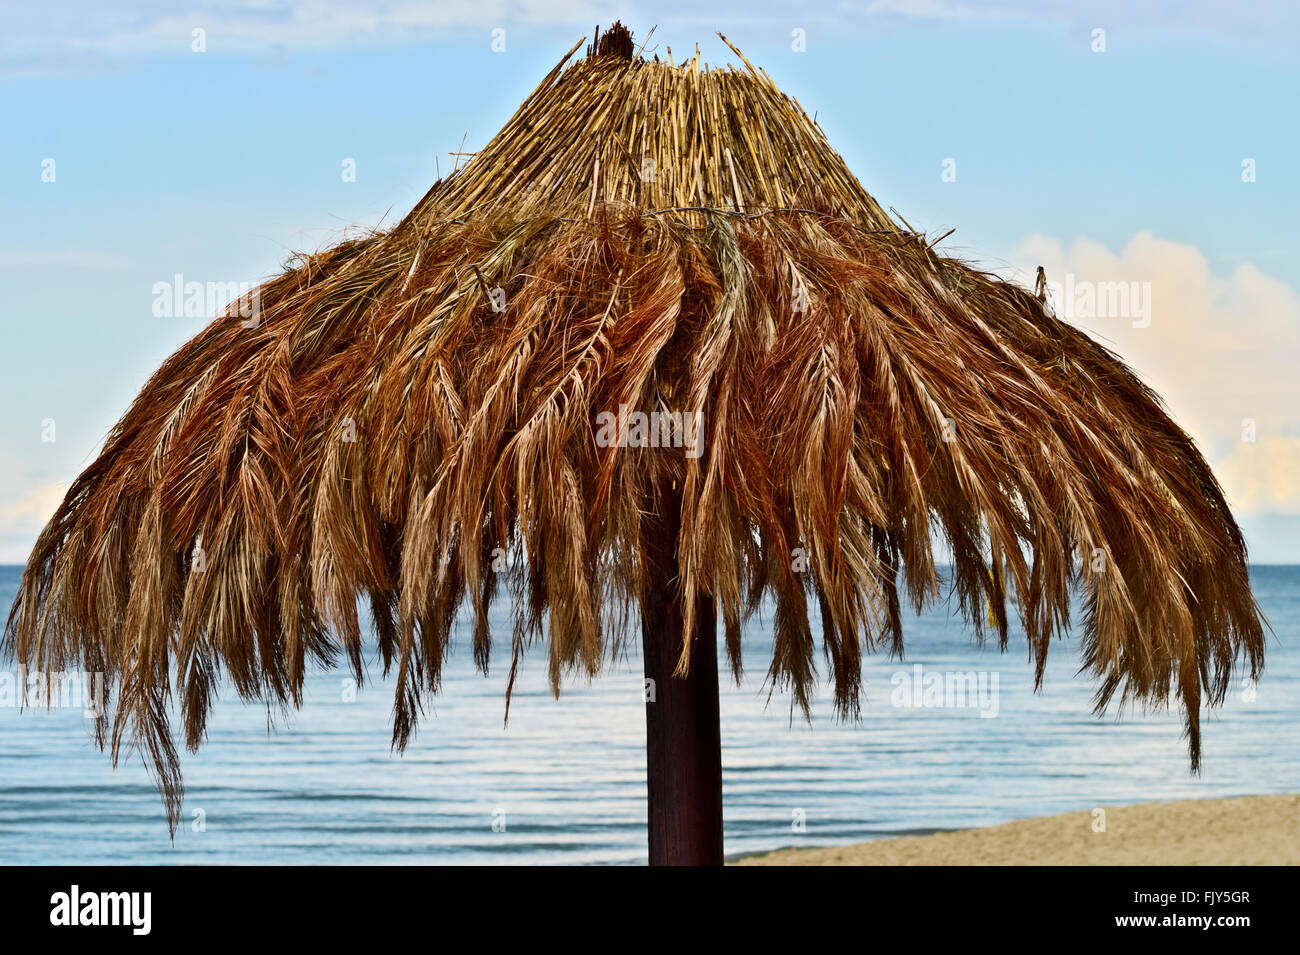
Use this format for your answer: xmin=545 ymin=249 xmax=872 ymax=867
xmin=1 ymin=563 xmax=1294 ymax=865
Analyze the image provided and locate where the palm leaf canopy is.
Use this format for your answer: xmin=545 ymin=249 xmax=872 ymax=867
xmin=6 ymin=24 xmax=1265 ymax=828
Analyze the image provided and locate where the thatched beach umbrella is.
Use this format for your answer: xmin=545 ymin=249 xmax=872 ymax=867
xmin=5 ymin=24 xmax=1265 ymax=865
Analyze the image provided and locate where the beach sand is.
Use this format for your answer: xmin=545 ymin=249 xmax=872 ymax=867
xmin=736 ymin=794 xmax=1300 ymax=865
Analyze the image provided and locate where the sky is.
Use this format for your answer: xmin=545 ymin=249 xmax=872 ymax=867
xmin=1 ymin=1 xmax=1298 ymax=561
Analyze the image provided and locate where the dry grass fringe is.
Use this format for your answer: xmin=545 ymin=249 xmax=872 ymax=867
xmin=3 ymin=24 xmax=1266 ymax=831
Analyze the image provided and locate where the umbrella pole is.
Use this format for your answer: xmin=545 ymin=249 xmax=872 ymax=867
xmin=641 ymin=483 xmax=724 ymax=866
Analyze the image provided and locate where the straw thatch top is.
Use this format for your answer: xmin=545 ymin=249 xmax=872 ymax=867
xmin=404 ymin=23 xmax=893 ymax=226
xmin=5 ymin=23 xmax=1265 ymax=829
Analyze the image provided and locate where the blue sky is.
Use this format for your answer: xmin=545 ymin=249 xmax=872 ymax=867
xmin=2 ymin=1 xmax=1298 ymax=560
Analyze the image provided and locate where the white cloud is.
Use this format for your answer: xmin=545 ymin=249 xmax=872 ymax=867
xmin=2 ymin=0 xmax=1296 ymax=71
xmin=1 ymin=0 xmax=611 ymax=66
xmin=0 ymin=483 xmax=68 ymax=525
xmin=126 ymin=1 xmax=604 ymax=51
xmin=0 ymin=251 xmax=132 ymax=269
xmin=0 ymin=483 xmax=69 ymax=564
xmin=1007 ymin=231 xmax=1300 ymax=517
xmin=1216 ymin=438 xmax=1300 ymax=516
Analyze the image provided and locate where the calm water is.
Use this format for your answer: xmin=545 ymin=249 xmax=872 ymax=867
xmin=0 ymin=564 xmax=1294 ymax=865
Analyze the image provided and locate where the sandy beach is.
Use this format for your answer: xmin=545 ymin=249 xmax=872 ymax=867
xmin=737 ymin=795 xmax=1300 ymax=865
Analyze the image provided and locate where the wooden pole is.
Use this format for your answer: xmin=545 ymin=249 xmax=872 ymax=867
xmin=641 ymin=482 xmax=724 ymax=866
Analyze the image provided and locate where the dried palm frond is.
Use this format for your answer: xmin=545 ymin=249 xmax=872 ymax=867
xmin=4 ymin=23 xmax=1265 ymax=830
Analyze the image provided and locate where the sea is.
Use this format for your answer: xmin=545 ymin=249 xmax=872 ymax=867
xmin=0 ymin=564 xmax=1294 ymax=864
